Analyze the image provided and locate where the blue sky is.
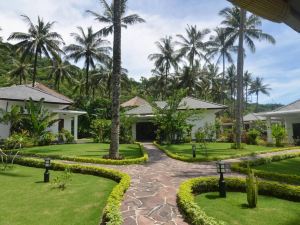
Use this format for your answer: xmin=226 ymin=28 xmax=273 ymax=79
xmin=0 ymin=0 xmax=299 ymax=105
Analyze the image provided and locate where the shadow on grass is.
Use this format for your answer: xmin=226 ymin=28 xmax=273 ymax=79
xmin=205 ymin=194 xmax=222 ymax=200
xmin=0 ymin=171 xmax=30 ymax=178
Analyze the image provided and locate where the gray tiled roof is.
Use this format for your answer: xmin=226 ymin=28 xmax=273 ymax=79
xmin=126 ymin=97 xmax=227 ymax=115
xmin=0 ymin=83 xmax=73 ymax=105
xmin=273 ymin=99 xmax=300 ymax=112
xmin=243 ymin=113 xmax=265 ymax=122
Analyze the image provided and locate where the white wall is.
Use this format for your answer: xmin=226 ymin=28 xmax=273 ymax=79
xmin=284 ymin=116 xmax=300 ymax=144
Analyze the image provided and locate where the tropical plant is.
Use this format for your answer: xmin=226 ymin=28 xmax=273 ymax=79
xmin=176 ymin=25 xmax=210 ymax=68
xmin=148 ymin=36 xmax=181 ymax=99
xmin=64 ymin=26 xmax=111 ymax=97
xmin=91 ymin=119 xmax=111 ymax=143
xmin=8 ymin=57 xmax=32 ymax=85
xmin=87 ymin=0 xmax=145 ymax=36
xmin=249 ymin=77 xmax=271 ymax=112
xmin=0 ymin=105 xmax=24 ymax=135
xmin=271 ymin=124 xmax=286 ymax=147
xmin=219 ymin=6 xmax=275 ymax=148
xmin=246 ymin=165 xmax=258 ymax=208
xmin=8 ymin=15 xmax=64 ymax=87
xmin=247 ymin=129 xmax=260 ymax=145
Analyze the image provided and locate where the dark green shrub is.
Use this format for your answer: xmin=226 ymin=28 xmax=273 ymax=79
xmin=91 ymin=119 xmax=111 ymax=143
xmin=247 ymin=129 xmax=260 ymax=145
xmin=38 ymin=131 xmax=56 ymax=146
xmin=58 ymin=129 xmax=74 ymax=144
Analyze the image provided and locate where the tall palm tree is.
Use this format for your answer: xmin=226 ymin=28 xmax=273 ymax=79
xmin=47 ymin=55 xmax=74 ymax=91
xmin=64 ymin=26 xmax=111 ymax=97
xmin=87 ymin=0 xmax=145 ymax=36
xmin=249 ymin=77 xmax=271 ymax=112
xmin=226 ymin=65 xmax=237 ymax=115
xmin=8 ymin=57 xmax=32 ymax=85
xmin=109 ymin=0 xmax=122 ymax=159
xmin=148 ymin=36 xmax=181 ymax=99
xmin=220 ymin=6 xmax=275 ymax=148
xmin=203 ymin=64 xmax=223 ymax=103
xmin=208 ymin=27 xmax=234 ymax=104
xmin=243 ymin=70 xmax=252 ymax=108
xmin=8 ymin=15 xmax=64 ymax=87
xmin=176 ymin=25 xmax=210 ymax=68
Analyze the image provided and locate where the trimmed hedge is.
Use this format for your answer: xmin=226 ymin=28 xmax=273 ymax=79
xmin=178 ymin=176 xmax=300 ymax=225
xmin=231 ymin=152 xmax=300 ymax=185
xmin=13 ymin=157 xmax=130 ymax=225
xmin=154 ymin=142 xmax=299 ymax=162
xmin=12 ymin=142 xmax=148 ymax=165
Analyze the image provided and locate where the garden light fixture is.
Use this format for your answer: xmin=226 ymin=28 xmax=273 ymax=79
xmin=216 ymin=161 xmax=230 ymax=198
xmin=44 ymin=158 xmax=51 ymax=183
xmin=192 ymin=144 xmax=196 ymax=158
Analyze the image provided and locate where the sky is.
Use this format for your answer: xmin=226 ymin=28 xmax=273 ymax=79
xmin=0 ymin=0 xmax=300 ymax=105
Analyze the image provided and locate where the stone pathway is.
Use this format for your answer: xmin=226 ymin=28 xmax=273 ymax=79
xmin=60 ymin=144 xmax=300 ymax=225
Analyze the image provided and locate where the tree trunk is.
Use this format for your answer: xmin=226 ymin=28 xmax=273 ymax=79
xmin=109 ymin=0 xmax=121 ymax=159
xmin=222 ymin=53 xmax=225 ymax=105
xmin=256 ymin=92 xmax=259 ymax=112
xmin=32 ymin=51 xmax=38 ymax=87
xmin=85 ymin=60 xmax=90 ymax=97
xmin=235 ymin=8 xmax=246 ymax=149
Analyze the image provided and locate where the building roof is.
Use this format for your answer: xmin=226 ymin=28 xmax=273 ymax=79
xmin=243 ymin=113 xmax=266 ymax=122
xmin=126 ymin=97 xmax=227 ymax=115
xmin=121 ymin=96 xmax=148 ymax=108
xmin=273 ymin=99 xmax=300 ymax=112
xmin=228 ymin=0 xmax=300 ymax=32
xmin=0 ymin=83 xmax=73 ymax=105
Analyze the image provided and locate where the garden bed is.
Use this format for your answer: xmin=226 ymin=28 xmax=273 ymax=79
xmin=13 ymin=143 xmax=148 ymax=165
xmin=177 ymin=177 xmax=300 ymax=225
xmin=155 ymin=142 xmax=297 ymax=162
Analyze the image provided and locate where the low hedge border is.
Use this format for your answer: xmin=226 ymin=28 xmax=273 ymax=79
xmin=11 ymin=142 xmax=148 ymax=165
xmin=178 ymin=176 xmax=300 ymax=225
xmin=154 ymin=141 xmax=299 ymax=162
xmin=13 ymin=157 xmax=130 ymax=225
xmin=231 ymin=152 xmax=300 ymax=185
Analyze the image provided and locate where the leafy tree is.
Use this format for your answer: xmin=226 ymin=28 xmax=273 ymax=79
xmin=8 ymin=15 xmax=64 ymax=87
xmin=249 ymin=77 xmax=271 ymax=112
xmin=0 ymin=105 xmax=24 ymax=135
xmin=64 ymin=26 xmax=111 ymax=97
xmin=8 ymin=57 xmax=32 ymax=85
xmin=87 ymin=0 xmax=145 ymax=36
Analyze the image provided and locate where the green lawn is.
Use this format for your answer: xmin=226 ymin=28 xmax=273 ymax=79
xmin=195 ymin=192 xmax=300 ymax=225
xmin=161 ymin=143 xmax=279 ymax=160
xmin=0 ymin=165 xmax=116 ymax=225
xmin=254 ymin=157 xmax=300 ymax=176
xmin=22 ymin=143 xmax=143 ymax=159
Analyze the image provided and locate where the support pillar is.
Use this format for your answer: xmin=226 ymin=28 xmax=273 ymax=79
xmin=266 ymin=117 xmax=272 ymax=143
xmin=74 ymin=115 xmax=78 ymax=141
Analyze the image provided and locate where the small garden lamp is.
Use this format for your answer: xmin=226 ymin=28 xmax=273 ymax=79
xmin=44 ymin=158 xmax=51 ymax=183
xmin=192 ymin=144 xmax=196 ymax=158
xmin=216 ymin=161 xmax=230 ymax=198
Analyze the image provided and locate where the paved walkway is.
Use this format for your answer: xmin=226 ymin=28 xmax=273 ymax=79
xmin=61 ymin=144 xmax=300 ymax=225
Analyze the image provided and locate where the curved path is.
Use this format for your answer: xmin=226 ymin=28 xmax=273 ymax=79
xmin=62 ymin=144 xmax=300 ymax=225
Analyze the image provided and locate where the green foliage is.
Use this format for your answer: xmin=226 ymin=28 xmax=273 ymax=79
xmin=230 ymin=143 xmax=245 ymax=149
xmin=271 ymin=124 xmax=287 ymax=147
xmin=247 ymin=129 xmax=260 ymax=145
xmin=58 ymin=128 xmax=74 ymax=144
xmin=4 ymin=131 xmax=33 ymax=149
xmin=0 ymin=105 xmax=24 ymax=135
xmin=38 ymin=131 xmax=56 ymax=146
xmin=51 ymin=168 xmax=72 ymax=190
xmin=120 ymin=114 xmax=136 ymax=144
xmin=246 ymin=165 xmax=258 ymax=208
xmin=91 ymin=119 xmax=111 ymax=143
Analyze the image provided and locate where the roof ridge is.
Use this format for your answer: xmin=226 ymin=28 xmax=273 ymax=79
xmin=183 ymin=96 xmax=227 ymax=108
xmin=273 ymin=99 xmax=300 ymax=111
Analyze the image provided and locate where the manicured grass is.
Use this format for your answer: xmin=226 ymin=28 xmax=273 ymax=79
xmin=0 ymin=165 xmax=116 ymax=225
xmin=22 ymin=143 xmax=143 ymax=159
xmin=161 ymin=142 xmax=279 ymax=160
xmin=195 ymin=192 xmax=300 ymax=225
xmin=254 ymin=157 xmax=300 ymax=176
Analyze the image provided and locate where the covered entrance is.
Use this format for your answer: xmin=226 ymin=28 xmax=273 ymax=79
xmin=136 ymin=122 xmax=157 ymax=141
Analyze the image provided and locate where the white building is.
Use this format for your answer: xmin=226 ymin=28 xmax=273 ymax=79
xmin=122 ymin=96 xmax=227 ymax=141
xmin=0 ymin=83 xmax=86 ymax=141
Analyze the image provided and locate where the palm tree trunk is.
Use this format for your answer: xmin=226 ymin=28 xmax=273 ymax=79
xmin=222 ymin=53 xmax=225 ymax=105
xmin=85 ymin=61 xmax=90 ymax=97
xmin=109 ymin=0 xmax=121 ymax=159
xmin=19 ymin=74 xmax=22 ymax=85
xmin=235 ymin=8 xmax=246 ymax=149
xmin=256 ymin=92 xmax=259 ymax=112
xmin=32 ymin=51 xmax=38 ymax=87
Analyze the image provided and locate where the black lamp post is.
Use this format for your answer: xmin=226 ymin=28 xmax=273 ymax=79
xmin=44 ymin=158 xmax=51 ymax=183
xmin=216 ymin=161 xmax=230 ymax=198
xmin=192 ymin=144 xmax=196 ymax=158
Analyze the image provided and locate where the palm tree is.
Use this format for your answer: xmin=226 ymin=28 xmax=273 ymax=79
xmin=8 ymin=57 xmax=32 ymax=85
xmin=64 ymin=26 xmax=111 ymax=97
xmin=8 ymin=15 xmax=64 ymax=87
xmin=208 ymin=27 xmax=234 ymax=104
xmin=243 ymin=70 xmax=252 ymax=108
xmin=176 ymin=25 xmax=210 ymax=68
xmin=220 ymin=6 xmax=275 ymax=148
xmin=87 ymin=0 xmax=145 ymax=36
xmin=0 ymin=105 xmax=24 ymax=135
xmin=249 ymin=77 xmax=271 ymax=112
xmin=47 ymin=55 xmax=74 ymax=91
xmin=148 ymin=36 xmax=181 ymax=99
xmin=203 ymin=64 xmax=223 ymax=103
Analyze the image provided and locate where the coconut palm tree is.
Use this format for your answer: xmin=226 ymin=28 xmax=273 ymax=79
xmin=243 ymin=70 xmax=252 ymax=108
xmin=176 ymin=25 xmax=210 ymax=68
xmin=220 ymin=6 xmax=275 ymax=148
xmin=249 ymin=77 xmax=271 ymax=112
xmin=87 ymin=0 xmax=145 ymax=36
xmin=47 ymin=55 xmax=74 ymax=91
xmin=8 ymin=57 xmax=32 ymax=85
xmin=64 ymin=26 xmax=111 ymax=97
xmin=208 ymin=27 xmax=235 ymax=104
xmin=8 ymin=15 xmax=64 ymax=87
xmin=148 ymin=36 xmax=181 ymax=99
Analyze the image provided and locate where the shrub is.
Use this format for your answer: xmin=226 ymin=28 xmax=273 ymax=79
xmin=38 ymin=131 xmax=56 ymax=146
xmin=271 ymin=124 xmax=286 ymax=147
xmin=91 ymin=119 xmax=111 ymax=143
xmin=246 ymin=165 xmax=258 ymax=208
xmin=58 ymin=129 xmax=74 ymax=144
xmin=51 ymin=168 xmax=72 ymax=190
xmin=4 ymin=132 xmax=33 ymax=149
xmin=230 ymin=143 xmax=245 ymax=149
xmin=247 ymin=129 xmax=260 ymax=145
